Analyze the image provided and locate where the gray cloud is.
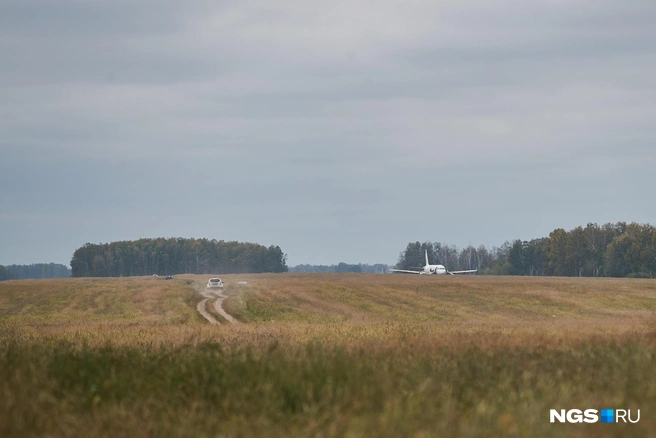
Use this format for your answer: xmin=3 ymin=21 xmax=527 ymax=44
xmin=1 ymin=0 xmax=655 ymax=266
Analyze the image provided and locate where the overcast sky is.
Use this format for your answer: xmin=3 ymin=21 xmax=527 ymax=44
xmin=1 ymin=0 xmax=655 ymax=267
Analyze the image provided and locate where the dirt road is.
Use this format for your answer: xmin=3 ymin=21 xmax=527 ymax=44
xmin=196 ymin=286 xmax=237 ymax=324
xmin=212 ymin=290 xmax=237 ymax=323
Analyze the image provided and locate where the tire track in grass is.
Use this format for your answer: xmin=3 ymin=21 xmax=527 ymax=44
xmin=196 ymin=289 xmax=219 ymax=325
xmin=195 ymin=285 xmax=238 ymax=324
xmin=213 ymin=291 xmax=237 ymax=323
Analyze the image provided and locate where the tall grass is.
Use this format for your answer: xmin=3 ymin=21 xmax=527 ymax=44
xmin=2 ymin=275 xmax=656 ymax=437
xmin=2 ymin=335 xmax=655 ymax=437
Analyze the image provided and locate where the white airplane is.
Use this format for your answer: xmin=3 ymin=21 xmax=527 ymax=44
xmin=390 ymin=250 xmax=477 ymax=275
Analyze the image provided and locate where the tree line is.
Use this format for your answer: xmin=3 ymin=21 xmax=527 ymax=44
xmin=0 ymin=265 xmax=16 ymax=281
xmin=71 ymin=238 xmax=288 ymax=277
xmin=397 ymin=222 xmax=656 ymax=278
xmin=0 ymin=263 xmax=71 ymax=280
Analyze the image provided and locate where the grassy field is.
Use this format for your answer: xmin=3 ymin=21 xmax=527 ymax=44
xmin=1 ymin=274 xmax=656 ymax=437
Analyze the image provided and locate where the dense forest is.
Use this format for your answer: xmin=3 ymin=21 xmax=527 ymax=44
xmin=71 ymin=238 xmax=288 ymax=277
xmin=0 ymin=265 xmax=16 ymax=281
xmin=397 ymin=222 xmax=656 ymax=278
xmin=291 ymin=263 xmax=389 ymax=274
xmin=1 ymin=263 xmax=71 ymax=280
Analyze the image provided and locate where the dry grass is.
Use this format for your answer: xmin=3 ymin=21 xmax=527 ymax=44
xmin=210 ymin=273 xmax=656 ymax=338
xmin=1 ymin=274 xmax=656 ymax=437
xmin=7 ymin=274 xmax=653 ymax=345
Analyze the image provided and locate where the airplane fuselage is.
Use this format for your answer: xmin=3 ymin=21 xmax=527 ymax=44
xmin=421 ymin=264 xmax=447 ymax=274
xmin=389 ymin=250 xmax=477 ymax=275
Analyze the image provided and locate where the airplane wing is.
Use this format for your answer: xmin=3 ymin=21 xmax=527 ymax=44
xmin=447 ymin=270 xmax=478 ymax=275
xmin=389 ymin=269 xmax=422 ymax=274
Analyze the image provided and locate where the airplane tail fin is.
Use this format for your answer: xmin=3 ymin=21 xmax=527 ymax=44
xmin=425 ymin=250 xmax=429 ymax=266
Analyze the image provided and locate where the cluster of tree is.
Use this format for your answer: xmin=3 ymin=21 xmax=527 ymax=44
xmin=0 ymin=265 xmax=16 ymax=281
xmin=71 ymin=238 xmax=288 ymax=277
xmin=290 ymin=263 xmax=389 ymax=274
xmin=397 ymin=222 xmax=656 ymax=278
xmin=1 ymin=263 xmax=71 ymax=280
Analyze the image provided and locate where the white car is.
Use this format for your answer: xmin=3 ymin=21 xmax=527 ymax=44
xmin=206 ymin=278 xmax=224 ymax=289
